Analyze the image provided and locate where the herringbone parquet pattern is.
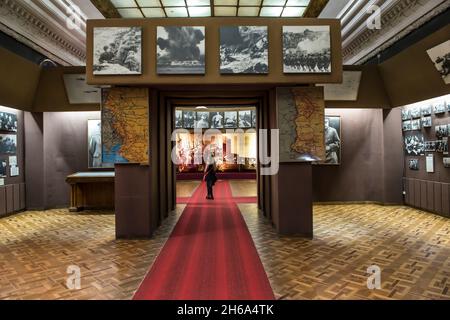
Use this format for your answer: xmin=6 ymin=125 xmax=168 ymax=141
xmin=0 ymin=208 xmax=183 ymax=300
xmin=240 ymin=204 xmax=450 ymax=300
xmin=1 ymin=198 xmax=449 ymax=299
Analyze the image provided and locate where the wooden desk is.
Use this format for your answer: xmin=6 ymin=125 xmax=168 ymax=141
xmin=66 ymin=172 xmax=115 ymax=212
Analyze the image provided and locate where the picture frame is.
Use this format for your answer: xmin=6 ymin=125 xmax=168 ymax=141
xmin=93 ymin=27 xmax=142 ymax=75
xmin=282 ymin=25 xmax=331 ymax=74
xmin=156 ymin=26 xmax=206 ymax=75
xmin=322 ymin=115 xmax=341 ymax=165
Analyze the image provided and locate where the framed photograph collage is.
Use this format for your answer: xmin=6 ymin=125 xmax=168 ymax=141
xmin=175 ymin=110 xmax=257 ymax=130
xmin=93 ymin=25 xmax=332 ymax=76
xmin=0 ymin=111 xmax=19 ymax=180
xmin=402 ymin=97 xmax=450 ymax=170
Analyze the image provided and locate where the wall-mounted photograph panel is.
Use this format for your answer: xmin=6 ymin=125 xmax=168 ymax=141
xmin=210 ymin=112 xmax=224 ymax=129
xmin=157 ymin=26 xmax=205 ymax=74
xmin=195 ymin=112 xmax=210 ymax=129
xmin=220 ymin=26 xmax=268 ymax=74
xmin=93 ymin=27 xmax=142 ymax=75
xmin=324 ymin=116 xmax=341 ymax=165
xmin=422 ymin=116 xmax=432 ymax=128
xmin=0 ymin=112 xmax=18 ymax=132
xmin=409 ymin=159 xmax=419 ymax=170
xmin=426 ymin=39 xmax=450 ymax=84
xmin=183 ymin=111 xmax=195 ymax=129
xmin=238 ymin=110 xmax=252 ymax=128
xmin=404 ymin=134 xmax=424 ymax=156
xmin=224 ymin=111 xmax=238 ymax=128
xmin=88 ymin=119 xmax=102 ymax=168
xmin=283 ymin=25 xmax=331 ymax=74
xmin=0 ymin=134 xmax=17 ymax=154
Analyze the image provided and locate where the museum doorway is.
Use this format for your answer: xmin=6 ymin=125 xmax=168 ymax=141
xmin=154 ymin=90 xmax=272 ymax=224
xmin=174 ymin=104 xmax=258 ymax=204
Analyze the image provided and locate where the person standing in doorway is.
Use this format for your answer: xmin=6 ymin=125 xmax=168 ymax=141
xmin=204 ymin=154 xmax=217 ymax=200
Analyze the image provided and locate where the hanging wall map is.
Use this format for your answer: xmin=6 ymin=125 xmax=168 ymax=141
xmin=277 ymin=87 xmax=325 ymax=162
xmin=101 ymin=87 xmax=149 ymax=164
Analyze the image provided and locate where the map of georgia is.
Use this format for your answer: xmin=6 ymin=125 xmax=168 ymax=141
xmin=277 ymin=87 xmax=325 ymax=162
xmin=102 ymin=87 xmax=149 ymax=164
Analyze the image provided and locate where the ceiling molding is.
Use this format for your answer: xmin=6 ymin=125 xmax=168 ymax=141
xmin=304 ymin=0 xmax=330 ymax=18
xmin=341 ymin=0 xmax=450 ymax=65
xmin=89 ymin=0 xmax=120 ymax=19
xmin=0 ymin=0 xmax=87 ymax=66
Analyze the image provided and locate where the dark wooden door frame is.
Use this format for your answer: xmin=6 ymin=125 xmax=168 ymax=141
xmin=156 ymin=89 xmax=272 ymax=224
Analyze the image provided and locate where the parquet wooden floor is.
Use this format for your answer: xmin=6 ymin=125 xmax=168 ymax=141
xmin=240 ymin=204 xmax=450 ymax=300
xmin=0 ymin=184 xmax=449 ymax=299
xmin=0 ymin=207 xmax=184 ymax=300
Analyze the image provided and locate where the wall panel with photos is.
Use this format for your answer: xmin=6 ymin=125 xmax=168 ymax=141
xmin=86 ymin=18 xmax=342 ymax=85
xmin=0 ymin=106 xmax=25 ymax=217
xmin=174 ymin=107 xmax=257 ymax=173
xmin=402 ymin=94 xmax=450 ymax=217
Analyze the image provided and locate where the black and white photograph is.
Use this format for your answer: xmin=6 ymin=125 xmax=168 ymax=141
xmin=324 ymin=116 xmax=341 ymax=165
xmin=0 ymin=160 xmax=6 ymax=177
xmin=411 ymin=119 xmax=421 ymax=130
xmin=0 ymin=112 xmax=18 ymax=132
xmin=444 ymin=157 xmax=450 ymax=168
xmin=224 ymin=111 xmax=238 ymax=128
xmin=444 ymin=137 xmax=449 ymax=155
xmin=401 ymin=109 xmax=411 ymax=120
xmin=88 ymin=119 xmax=102 ymax=169
xmin=425 ymin=141 xmax=436 ymax=152
xmin=409 ymin=159 xmax=419 ymax=170
xmin=422 ymin=116 xmax=432 ymax=128
xmin=195 ymin=112 xmax=210 ymax=129
xmin=183 ymin=111 xmax=195 ymax=129
xmin=175 ymin=110 xmax=183 ymax=129
xmin=436 ymin=139 xmax=447 ymax=153
xmin=410 ymin=107 xmax=421 ymax=118
xmin=210 ymin=112 xmax=224 ymax=129
xmin=220 ymin=26 xmax=268 ymax=74
xmin=402 ymin=120 xmax=411 ymax=131
xmin=157 ymin=26 xmax=205 ymax=74
xmin=404 ymin=134 xmax=424 ymax=156
xmin=0 ymin=134 xmax=17 ymax=154
xmin=238 ymin=110 xmax=252 ymax=128
xmin=93 ymin=27 xmax=142 ymax=75
xmin=435 ymin=124 xmax=448 ymax=138
xmin=251 ymin=110 xmax=257 ymax=128
xmin=421 ymin=105 xmax=432 ymax=116
xmin=434 ymin=102 xmax=446 ymax=114
xmin=426 ymin=39 xmax=450 ymax=84
xmin=283 ymin=25 xmax=331 ymax=74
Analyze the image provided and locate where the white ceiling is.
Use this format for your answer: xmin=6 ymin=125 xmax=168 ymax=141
xmin=320 ymin=0 xmax=450 ymax=65
xmin=1 ymin=0 xmax=448 ymax=67
xmin=111 ymin=0 xmax=311 ymax=18
xmin=0 ymin=0 xmax=104 ymax=66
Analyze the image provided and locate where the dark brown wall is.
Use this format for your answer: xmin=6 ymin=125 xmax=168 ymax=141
xmin=24 ymin=112 xmax=44 ymax=209
xmin=43 ymin=112 xmax=101 ymax=208
xmin=86 ymin=17 xmax=342 ymax=86
xmin=327 ymin=65 xmax=391 ymax=109
xmin=0 ymin=47 xmax=40 ymax=111
xmin=313 ymin=108 xmax=384 ymax=202
xmin=313 ymin=108 xmax=403 ymax=204
xmin=33 ymin=67 xmax=100 ymax=112
xmin=383 ymin=108 xmax=404 ymax=204
xmin=24 ymin=111 xmax=101 ymax=209
xmin=379 ymin=24 xmax=450 ymax=108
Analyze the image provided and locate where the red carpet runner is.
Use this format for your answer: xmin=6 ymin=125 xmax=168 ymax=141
xmin=133 ymin=181 xmax=274 ymax=300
